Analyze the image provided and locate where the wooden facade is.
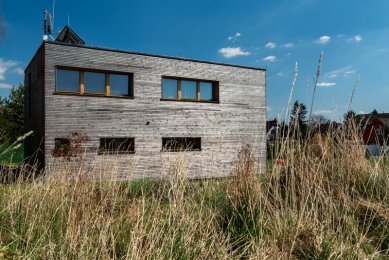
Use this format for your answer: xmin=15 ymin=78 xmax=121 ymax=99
xmin=25 ymin=41 xmax=266 ymax=179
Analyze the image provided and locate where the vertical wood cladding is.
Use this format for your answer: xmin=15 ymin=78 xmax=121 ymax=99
xmin=24 ymin=44 xmax=45 ymax=167
xmin=40 ymin=42 xmax=266 ymax=178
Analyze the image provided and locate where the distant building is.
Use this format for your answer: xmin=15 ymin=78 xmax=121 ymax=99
xmin=356 ymin=112 xmax=389 ymax=156
xmin=24 ymin=26 xmax=267 ymax=178
xmin=356 ymin=113 xmax=389 ymax=145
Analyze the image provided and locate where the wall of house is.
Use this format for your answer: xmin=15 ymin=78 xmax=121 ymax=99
xmin=24 ymin=44 xmax=45 ymax=167
xmin=43 ymin=42 xmax=266 ymax=178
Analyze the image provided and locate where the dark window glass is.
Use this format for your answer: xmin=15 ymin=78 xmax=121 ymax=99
xmin=99 ymin=138 xmax=135 ymax=154
xmin=84 ymin=72 xmax=106 ymax=93
xmin=162 ymin=137 xmax=201 ymax=152
xmin=181 ymin=80 xmax=196 ymax=99
xmin=162 ymin=79 xmax=178 ymax=99
xmin=53 ymin=138 xmax=71 ymax=157
xmin=110 ymin=74 xmax=129 ymax=96
xmin=56 ymin=69 xmax=79 ymax=92
xmin=200 ymin=82 xmax=213 ymax=101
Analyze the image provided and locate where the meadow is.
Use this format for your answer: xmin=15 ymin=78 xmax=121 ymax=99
xmin=0 ymin=121 xmax=389 ymax=259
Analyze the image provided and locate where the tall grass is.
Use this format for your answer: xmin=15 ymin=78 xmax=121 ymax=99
xmin=0 ymin=122 xmax=388 ymax=258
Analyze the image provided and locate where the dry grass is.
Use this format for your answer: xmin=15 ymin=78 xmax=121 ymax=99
xmin=0 ymin=123 xmax=389 ymax=259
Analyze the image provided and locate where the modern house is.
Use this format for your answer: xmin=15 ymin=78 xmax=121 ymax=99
xmin=24 ymin=26 xmax=266 ymax=178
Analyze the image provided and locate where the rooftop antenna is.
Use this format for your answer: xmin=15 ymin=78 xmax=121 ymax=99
xmin=43 ymin=9 xmax=53 ymax=41
xmin=52 ymin=0 xmax=55 ymax=28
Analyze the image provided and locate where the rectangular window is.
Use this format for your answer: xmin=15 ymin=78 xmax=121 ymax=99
xmin=200 ymin=82 xmax=213 ymax=101
xmin=53 ymin=138 xmax=71 ymax=157
xmin=99 ymin=138 xmax=135 ymax=154
xmin=110 ymin=73 xmax=130 ymax=96
xmin=162 ymin=78 xmax=178 ymax=99
xmin=162 ymin=137 xmax=201 ymax=152
xmin=161 ymin=76 xmax=218 ymax=102
xmin=55 ymin=67 xmax=133 ymax=97
xmin=84 ymin=72 xmax=106 ymax=94
xmin=181 ymin=80 xmax=197 ymax=99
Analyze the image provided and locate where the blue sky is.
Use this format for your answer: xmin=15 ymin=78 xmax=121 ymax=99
xmin=1 ymin=0 xmax=389 ymax=121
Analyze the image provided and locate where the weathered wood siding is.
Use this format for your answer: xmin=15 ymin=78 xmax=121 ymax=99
xmin=24 ymin=44 xmax=45 ymax=167
xmin=43 ymin=42 xmax=266 ymax=178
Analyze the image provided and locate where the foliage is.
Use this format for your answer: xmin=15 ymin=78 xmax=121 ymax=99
xmin=0 ymin=143 xmax=24 ymax=165
xmin=0 ymin=84 xmax=24 ymax=142
xmin=343 ymin=110 xmax=356 ymax=125
xmin=310 ymin=114 xmax=330 ymax=125
xmin=290 ymin=100 xmax=307 ymax=137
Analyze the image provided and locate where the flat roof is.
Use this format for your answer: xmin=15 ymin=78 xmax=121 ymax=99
xmin=45 ymin=41 xmax=265 ymax=71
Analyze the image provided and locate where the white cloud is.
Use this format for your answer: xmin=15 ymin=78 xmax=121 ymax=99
xmin=315 ymin=35 xmax=331 ymax=45
xmin=283 ymin=42 xmax=294 ymax=48
xmin=0 ymin=83 xmax=12 ymax=89
xmin=317 ymin=82 xmax=336 ymax=87
xmin=227 ymin=32 xmax=241 ymax=41
xmin=14 ymin=67 xmax=24 ymax=75
xmin=326 ymin=66 xmax=356 ymax=78
xmin=277 ymin=71 xmax=285 ymax=77
xmin=263 ymin=56 xmax=277 ymax=62
xmin=354 ymin=35 xmax=362 ymax=42
xmin=218 ymin=47 xmax=250 ymax=58
xmin=0 ymin=59 xmax=18 ymax=80
xmin=265 ymin=42 xmax=276 ymax=49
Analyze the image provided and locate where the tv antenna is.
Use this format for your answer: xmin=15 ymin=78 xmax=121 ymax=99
xmin=43 ymin=9 xmax=54 ymax=41
xmin=43 ymin=1 xmax=56 ymax=41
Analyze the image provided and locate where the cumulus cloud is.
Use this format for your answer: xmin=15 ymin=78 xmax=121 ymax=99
xmin=326 ymin=66 xmax=356 ymax=78
xmin=0 ymin=58 xmax=17 ymax=80
xmin=263 ymin=56 xmax=277 ymax=62
xmin=218 ymin=47 xmax=250 ymax=58
xmin=0 ymin=82 xmax=12 ymax=89
xmin=283 ymin=42 xmax=294 ymax=48
xmin=354 ymin=35 xmax=362 ymax=42
xmin=227 ymin=32 xmax=241 ymax=41
xmin=317 ymin=82 xmax=336 ymax=87
xmin=348 ymin=34 xmax=362 ymax=43
xmin=265 ymin=42 xmax=276 ymax=49
xmin=315 ymin=35 xmax=331 ymax=45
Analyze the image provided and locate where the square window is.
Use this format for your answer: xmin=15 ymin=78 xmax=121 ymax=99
xmin=84 ymin=72 xmax=106 ymax=94
xmin=53 ymin=138 xmax=71 ymax=157
xmin=99 ymin=138 xmax=135 ymax=154
xmin=56 ymin=69 xmax=80 ymax=92
xmin=110 ymin=74 xmax=130 ymax=96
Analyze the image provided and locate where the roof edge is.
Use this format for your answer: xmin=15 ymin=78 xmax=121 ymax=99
xmin=25 ymin=41 xmax=45 ymax=73
xmin=45 ymin=41 xmax=266 ymax=71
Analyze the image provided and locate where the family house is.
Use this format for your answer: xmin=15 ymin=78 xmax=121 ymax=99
xmin=24 ymin=26 xmax=267 ymax=178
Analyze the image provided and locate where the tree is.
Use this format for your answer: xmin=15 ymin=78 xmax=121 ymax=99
xmin=311 ymin=114 xmax=330 ymax=125
xmin=0 ymin=84 xmax=25 ymax=142
xmin=290 ymin=101 xmax=307 ymax=136
xmin=371 ymin=109 xmax=378 ymax=115
xmin=343 ymin=110 xmax=356 ymax=125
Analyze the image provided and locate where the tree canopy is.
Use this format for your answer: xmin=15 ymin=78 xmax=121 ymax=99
xmin=0 ymin=84 xmax=25 ymax=142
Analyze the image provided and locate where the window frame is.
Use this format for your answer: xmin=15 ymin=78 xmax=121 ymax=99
xmin=53 ymin=138 xmax=71 ymax=157
xmin=161 ymin=76 xmax=219 ymax=103
xmin=162 ymin=137 xmax=202 ymax=152
xmin=98 ymin=137 xmax=136 ymax=155
xmin=55 ymin=66 xmax=134 ymax=98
